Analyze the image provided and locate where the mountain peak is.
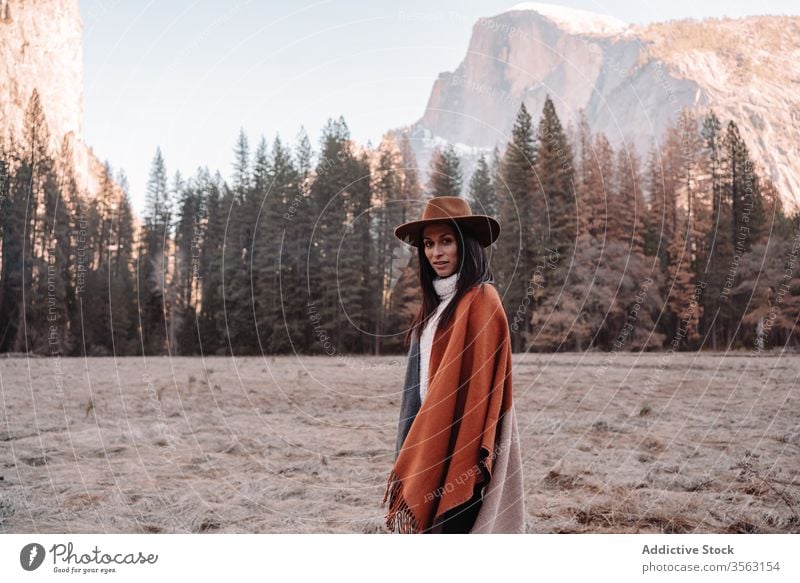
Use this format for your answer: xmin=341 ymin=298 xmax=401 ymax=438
xmin=506 ymin=2 xmax=628 ymax=36
xmin=410 ymin=9 xmax=800 ymax=210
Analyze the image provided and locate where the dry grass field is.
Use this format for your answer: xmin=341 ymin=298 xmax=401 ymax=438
xmin=1 ymin=352 xmax=798 ymax=533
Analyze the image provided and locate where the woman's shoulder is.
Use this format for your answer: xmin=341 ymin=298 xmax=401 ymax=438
xmin=462 ymin=281 xmax=505 ymax=313
xmin=459 ymin=281 xmax=509 ymax=334
xmin=464 ymin=281 xmax=501 ymax=301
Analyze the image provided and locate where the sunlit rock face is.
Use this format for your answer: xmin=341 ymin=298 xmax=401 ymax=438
xmin=0 ymin=0 xmax=111 ymax=199
xmin=406 ymin=3 xmax=800 ymax=209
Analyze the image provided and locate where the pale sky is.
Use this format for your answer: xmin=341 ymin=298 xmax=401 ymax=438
xmin=80 ymin=0 xmax=800 ymax=215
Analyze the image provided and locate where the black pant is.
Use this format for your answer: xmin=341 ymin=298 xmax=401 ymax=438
xmin=438 ymin=485 xmax=483 ymax=533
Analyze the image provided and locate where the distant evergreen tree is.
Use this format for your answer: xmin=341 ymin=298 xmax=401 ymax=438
xmin=663 ymin=111 xmax=704 ymax=348
xmin=219 ymin=130 xmax=261 ymax=354
xmin=527 ymin=96 xmax=576 ymax=350
xmin=699 ymin=111 xmax=734 ymax=349
xmin=582 ymin=131 xmax=615 ymax=239
xmin=574 ymin=111 xmax=594 ymax=236
xmin=389 ymin=130 xmax=424 ymax=351
xmin=0 ymin=133 xmax=25 ymax=351
xmin=372 ymin=133 xmax=406 ymax=354
xmin=676 ymin=109 xmax=706 ymax=270
xmin=197 ymin=169 xmax=226 ymax=355
xmin=138 ymin=147 xmax=171 ymax=355
xmin=82 ymin=162 xmax=120 ymax=355
xmin=307 ymin=117 xmax=356 ymax=354
xmin=724 ymin=120 xmax=765 ymax=253
xmin=717 ymin=120 xmax=767 ymax=346
xmin=29 ymin=129 xmax=68 ymax=354
xmin=110 ymin=170 xmax=139 ymax=355
xmin=250 ymin=136 xmax=275 ymax=352
xmin=427 ymin=144 xmax=462 ymax=197
xmin=232 ymin=127 xmax=251 ymax=199
xmin=534 ymin=95 xmax=576 ymax=259
xmin=174 ymin=169 xmax=203 ymax=355
xmin=642 ymin=145 xmax=664 ymax=262
xmin=339 ymin=147 xmax=373 ymax=353
xmin=277 ymin=127 xmax=315 ymax=353
xmin=52 ymin=137 xmax=81 ymax=356
xmin=468 ymin=154 xmax=496 ymax=218
xmin=665 ymin=206 xmax=702 ymax=348
xmin=496 ymin=103 xmax=538 ymax=351
xmin=613 ymin=143 xmax=646 ymax=255
xmin=11 ymin=90 xmax=58 ymax=352
xmin=253 ymin=135 xmax=300 ymax=354
xmin=398 ymin=129 xmax=423 ymax=211
xmin=82 ymin=164 xmax=139 ymax=356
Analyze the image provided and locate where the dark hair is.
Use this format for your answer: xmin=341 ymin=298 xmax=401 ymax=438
xmin=404 ymin=220 xmax=495 ymax=349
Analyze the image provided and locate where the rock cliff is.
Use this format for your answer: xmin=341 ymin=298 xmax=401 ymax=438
xmin=0 ymin=0 xmax=110 ymax=198
xmin=407 ymin=3 xmax=800 ymax=209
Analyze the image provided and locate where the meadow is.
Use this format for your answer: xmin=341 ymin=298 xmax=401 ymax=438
xmin=1 ymin=352 xmax=798 ymax=533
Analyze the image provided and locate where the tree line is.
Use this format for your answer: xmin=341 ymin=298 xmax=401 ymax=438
xmin=1 ymin=89 xmax=798 ymax=356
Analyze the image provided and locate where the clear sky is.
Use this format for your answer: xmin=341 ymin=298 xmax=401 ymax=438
xmin=80 ymin=0 xmax=800 ymax=215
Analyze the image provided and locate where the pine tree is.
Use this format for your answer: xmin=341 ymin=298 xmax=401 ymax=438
xmin=398 ymin=129 xmax=423 ymax=210
xmin=468 ymin=154 xmax=497 ymax=219
xmin=665 ymin=206 xmax=702 ymax=348
xmin=724 ymin=121 xmax=765 ymax=254
xmin=253 ymin=135 xmax=300 ymax=354
xmin=232 ymin=127 xmax=251 ymax=200
xmin=174 ymin=170 xmax=202 ymax=354
xmin=642 ymin=144 xmax=664 ymax=262
xmin=110 ymin=170 xmax=139 ymax=355
xmin=390 ymin=130 xmax=424 ymax=351
xmin=613 ymin=143 xmax=646 ymax=254
xmin=339 ymin=147 xmax=373 ymax=353
xmin=534 ymin=95 xmax=576 ymax=259
xmin=574 ymin=110 xmax=594 ymax=237
xmin=82 ymin=162 xmax=119 ymax=355
xmin=198 ymin=169 xmax=226 ymax=355
xmin=526 ymin=97 xmax=576 ymax=349
xmin=496 ymin=103 xmax=538 ymax=351
xmin=50 ymin=136 xmax=81 ymax=356
xmin=7 ymin=90 xmax=57 ymax=352
xmin=277 ymin=127 xmax=315 ymax=353
xmin=427 ymin=144 xmax=462 ymax=197
xmin=700 ymin=111 xmax=734 ymax=349
xmin=372 ymin=133 xmax=405 ymax=354
xmin=138 ymin=147 xmax=171 ymax=355
xmin=661 ymin=111 xmax=704 ymax=348
xmin=250 ymin=136 xmax=275 ymax=352
xmin=27 ymin=126 xmax=68 ymax=354
xmin=307 ymin=117 xmax=355 ymax=354
xmin=582 ymin=131 xmax=615 ymax=239
xmin=0 ymin=134 xmax=25 ymax=352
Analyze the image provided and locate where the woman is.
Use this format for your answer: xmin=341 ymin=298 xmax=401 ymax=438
xmin=382 ymin=196 xmax=525 ymax=534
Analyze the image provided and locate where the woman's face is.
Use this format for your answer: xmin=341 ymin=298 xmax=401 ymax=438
xmin=422 ymin=222 xmax=458 ymax=278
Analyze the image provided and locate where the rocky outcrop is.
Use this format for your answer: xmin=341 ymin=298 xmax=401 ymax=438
xmin=0 ymin=0 xmax=111 ymax=198
xmin=407 ymin=3 xmax=800 ymax=210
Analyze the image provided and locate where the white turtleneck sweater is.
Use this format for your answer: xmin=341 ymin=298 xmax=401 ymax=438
xmin=419 ymin=271 xmax=459 ymax=402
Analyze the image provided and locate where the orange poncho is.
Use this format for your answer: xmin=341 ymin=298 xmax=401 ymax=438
xmin=383 ymin=282 xmax=525 ymax=533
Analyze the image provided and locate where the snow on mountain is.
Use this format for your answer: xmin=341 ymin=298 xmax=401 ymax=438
xmin=507 ymin=2 xmax=628 ymax=36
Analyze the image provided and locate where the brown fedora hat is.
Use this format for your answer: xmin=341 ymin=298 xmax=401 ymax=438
xmin=394 ymin=196 xmax=501 ymax=248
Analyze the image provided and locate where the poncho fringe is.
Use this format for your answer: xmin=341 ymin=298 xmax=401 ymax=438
xmin=383 ymin=469 xmax=422 ymax=534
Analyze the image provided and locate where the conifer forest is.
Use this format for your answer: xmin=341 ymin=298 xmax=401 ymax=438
xmin=2 ymin=91 xmax=796 ymax=358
